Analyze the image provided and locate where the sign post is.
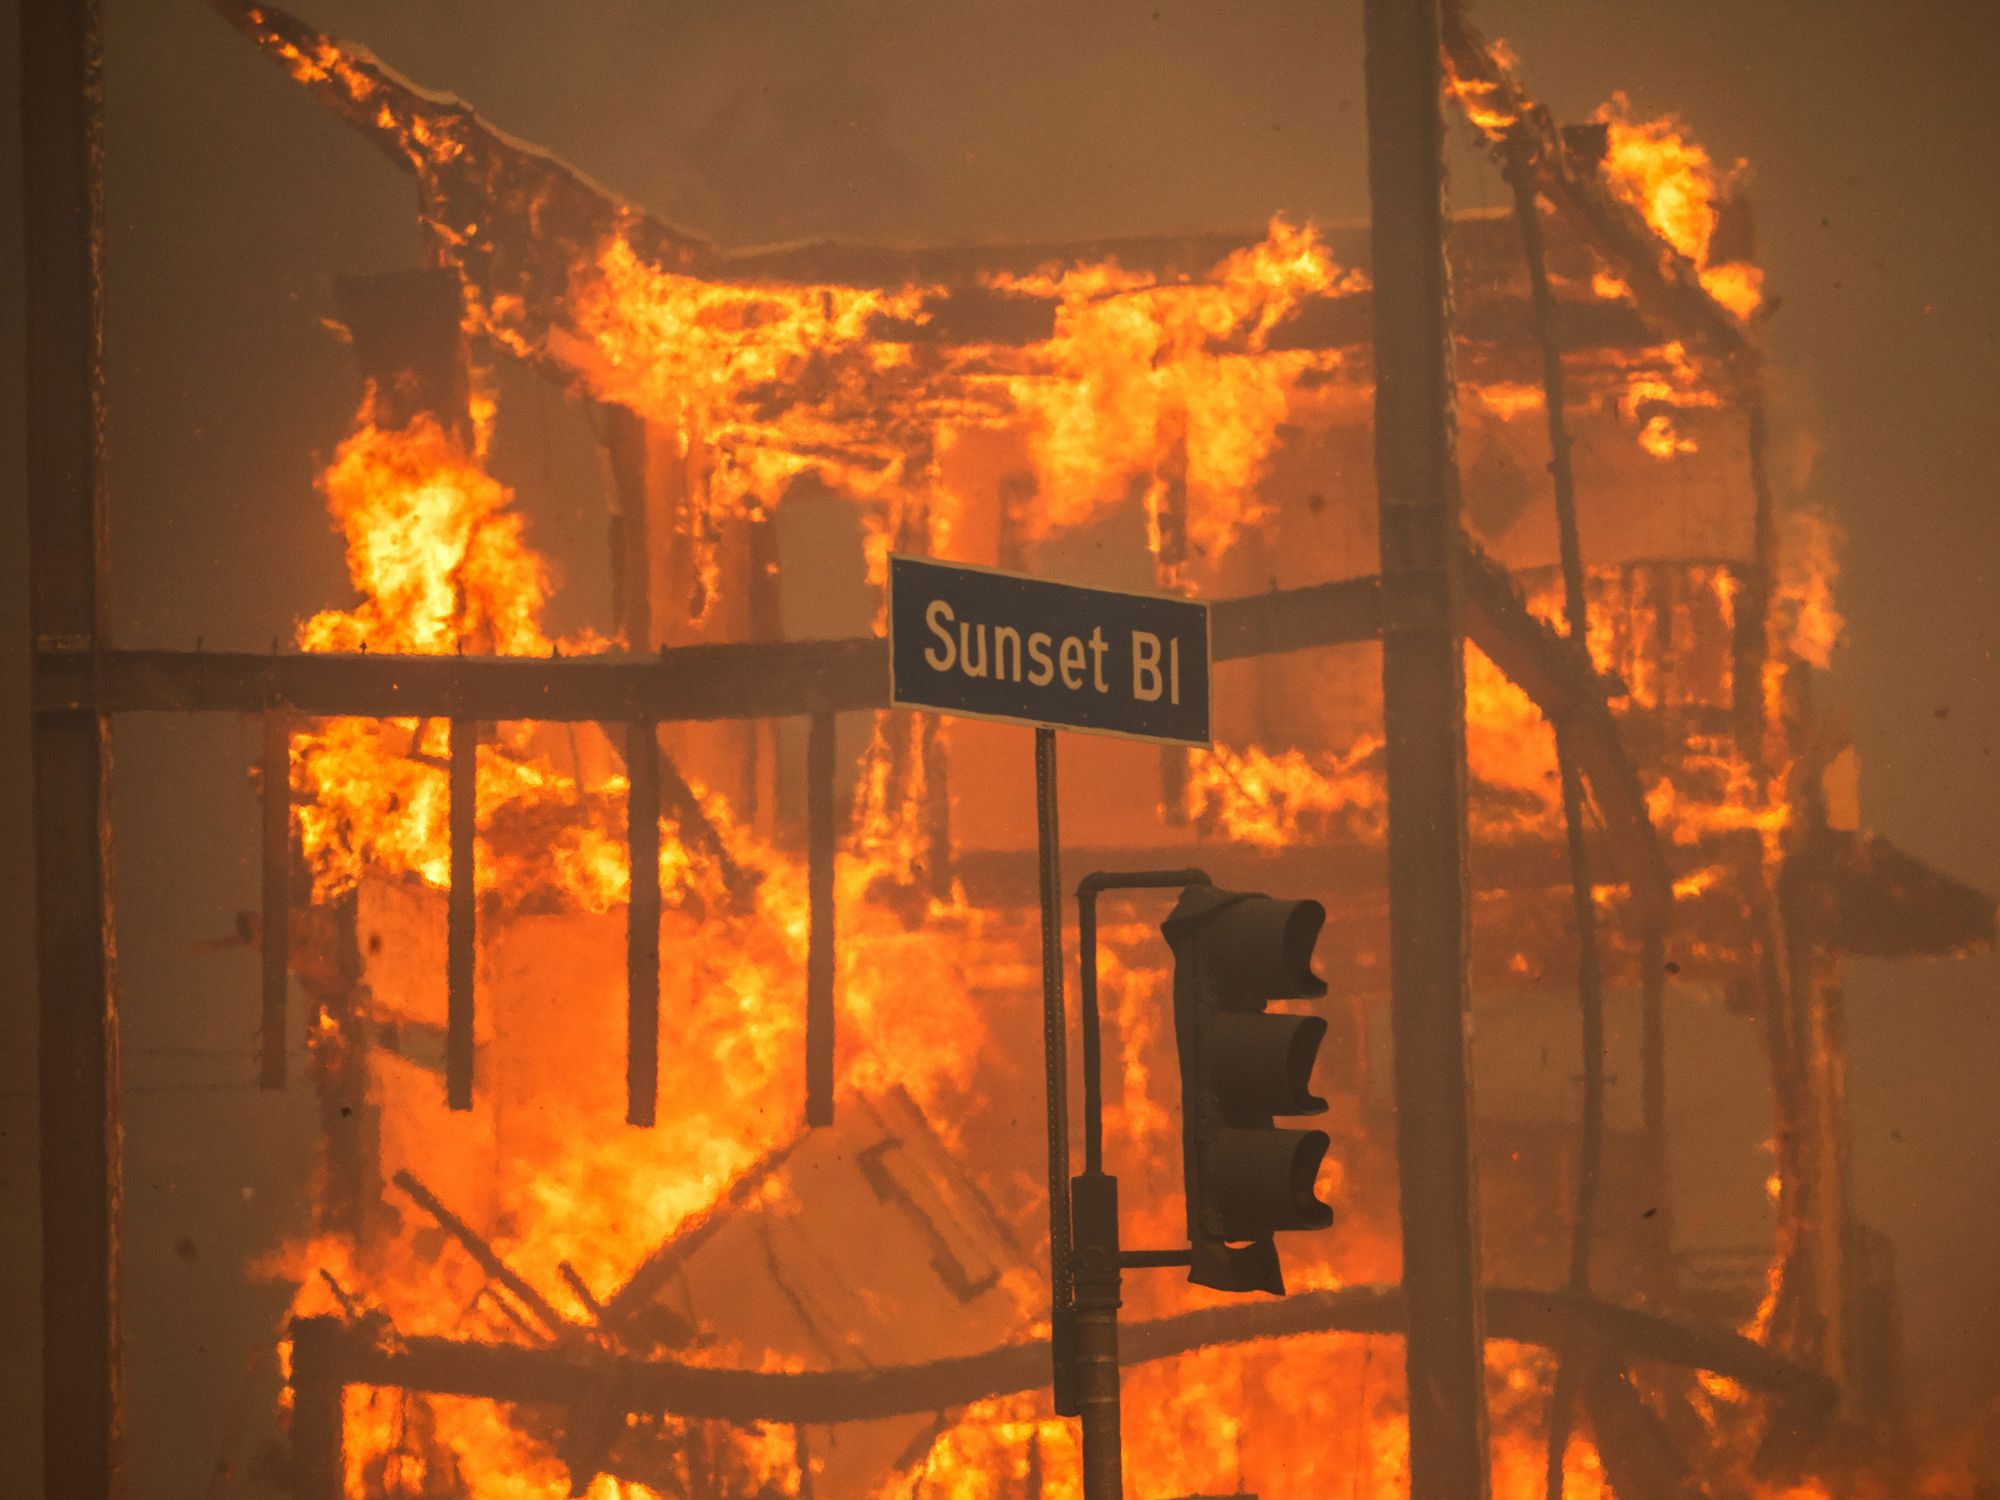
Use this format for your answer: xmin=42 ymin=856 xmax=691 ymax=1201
xmin=889 ymin=556 xmax=1211 ymax=1500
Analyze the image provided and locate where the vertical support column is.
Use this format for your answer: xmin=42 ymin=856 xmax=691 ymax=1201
xmin=260 ymin=710 xmax=292 ymax=1090
xmin=805 ymin=710 xmax=837 ymax=1127
xmin=627 ymin=721 xmax=661 ymax=1129
xmin=446 ymin=715 xmax=477 ymax=1111
xmin=23 ymin=3 xmax=122 ymax=1497
xmin=1362 ymin=1 xmax=1490 ymax=1496
xmin=287 ymin=1318 xmax=346 ymax=1500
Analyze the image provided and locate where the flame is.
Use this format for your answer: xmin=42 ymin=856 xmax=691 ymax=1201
xmin=1777 ymin=509 xmax=1845 ymax=669
xmin=993 ymin=217 xmax=1359 ymax=559
xmin=1618 ymin=340 xmax=1720 ymax=461
xmin=270 ymin=386 xmax=1845 ymax=1496
xmin=1185 ymin=739 xmax=1386 ymax=848
xmin=1594 ymin=93 xmax=1764 ymax=320
xmin=237 ymin=19 xmax=1889 ymax=1493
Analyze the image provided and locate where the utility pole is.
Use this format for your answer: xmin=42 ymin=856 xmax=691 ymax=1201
xmin=1362 ymin=0 xmax=1492 ymax=1495
xmin=24 ymin=2 xmax=123 ymax=1498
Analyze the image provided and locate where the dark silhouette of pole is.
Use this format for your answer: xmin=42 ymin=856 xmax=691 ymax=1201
xmin=1363 ymin=0 xmax=1492 ymax=1493
xmin=24 ymin=2 xmax=123 ymax=1496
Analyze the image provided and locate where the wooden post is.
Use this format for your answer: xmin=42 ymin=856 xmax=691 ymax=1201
xmin=596 ymin=401 xmax=652 ymax=652
xmin=260 ymin=710 xmax=292 ymax=1089
xmin=288 ymin=1318 xmax=347 ymax=1500
xmin=24 ymin=2 xmax=123 ymax=1496
xmin=805 ymin=710 xmax=837 ymax=1126
xmin=1509 ymin=153 xmax=1612 ymax=1500
xmin=627 ymin=720 xmax=661 ymax=1128
xmin=1363 ymin=0 xmax=1491 ymax=1494
xmin=446 ymin=714 xmax=477 ymax=1110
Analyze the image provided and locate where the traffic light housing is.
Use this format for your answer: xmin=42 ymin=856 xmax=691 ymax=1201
xmin=1162 ymin=886 xmax=1332 ymax=1294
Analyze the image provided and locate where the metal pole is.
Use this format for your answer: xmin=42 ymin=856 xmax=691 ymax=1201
xmin=1067 ymin=868 xmax=1207 ymax=1500
xmin=1363 ymin=0 xmax=1491 ymax=1494
xmin=1070 ymin=1171 xmax=1123 ymax=1500
xmin=24 ymin=2 xmax=122 ymax=1496
xmin=1035 ymin=727 xmax=1077 ymax=1420
xmin=805 ymin=709 xmax=837 ymax=1126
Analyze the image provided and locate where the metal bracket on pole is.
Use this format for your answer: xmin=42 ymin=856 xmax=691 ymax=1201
xmin=1060 ymin=866 xmax=1213 ymax=1500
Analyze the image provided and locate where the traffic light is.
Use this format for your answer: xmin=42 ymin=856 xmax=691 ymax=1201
xmin=1162 ymin=885 xmax=1332 ymax=1295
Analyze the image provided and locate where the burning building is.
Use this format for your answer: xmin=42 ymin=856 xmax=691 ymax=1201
xmin=17 ymin=3 xmax=1998 ymax=1500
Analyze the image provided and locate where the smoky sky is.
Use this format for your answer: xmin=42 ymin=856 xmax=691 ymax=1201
xmin=3 ymin=1 xmax=1997 ymax=1491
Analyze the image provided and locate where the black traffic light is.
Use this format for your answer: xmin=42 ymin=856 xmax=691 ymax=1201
xmin=1162 ymin=885 xmax=1332 ymax=1295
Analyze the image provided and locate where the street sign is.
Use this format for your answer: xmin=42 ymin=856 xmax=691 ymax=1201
xmin=888 ymin=554 xmax=1211 ymax=745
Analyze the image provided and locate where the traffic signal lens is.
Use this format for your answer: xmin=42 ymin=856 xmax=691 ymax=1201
xmin=1201 ymin=1012 xmax=1328 ymax=1119
xmin=1204 ymin=1127 xmax=1333 ymax=1238
xmin=1197 ymin=896 xmax=1327 ymax=1000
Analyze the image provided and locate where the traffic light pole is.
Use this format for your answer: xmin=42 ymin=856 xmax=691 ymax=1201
xmin=1035 ymin=729 xmax=1078 ymax=1423
xmin=1045 ymin=865 xmax=1211 ymax=1500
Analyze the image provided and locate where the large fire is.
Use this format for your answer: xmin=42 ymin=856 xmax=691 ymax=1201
xmin=217 ymin=4 xmax=1999 ymax=1497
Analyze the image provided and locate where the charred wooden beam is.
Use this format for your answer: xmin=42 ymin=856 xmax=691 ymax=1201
xmin=1461 ymin=541 xmax=1673 ymax=922
xmin=25 ymin=566 xmax=1564 ymax=715
xmin=596 ymin=401 xmax=653 ymax=651
xmin=656 ymin=744 xmax=758 ymax=905
xmin=24 ymin=4 xmax=123 ymax=1498
xmin=627 ymin=720 xmax=662 ymax=1129
xmin=289 ymin=1317 xmax=347 ymax=1500
xmin=1209 ymin=573 xmax=1386 ymax=659
xmin=34 ymin=565 xmax=1675 ymax=931
xmin=1789 ymin=828 xmax=1998 ymax=960
xmin=281 ymin=1287 xmax=1830 ymax=1435
xmin=1512 ymin=143 xmax=1612 ymax=1500
xmin=390 ymin=1169 xmax=569 ymax=1338
xmin=35 ymin=638 xmax=890 ymax=722
xmin=446 ymin=715 xmax=477 ymax=1110
xmin=1365 ymin=0 xmax=1491 ymax=1491
xmin=1581 ymin=1353 xmax=1710 ymax=1500
xmin=1441 ymin=3 xmax=1754 ymax=372
xmin=261 ymin=710 xmax=292 ymax=1089
xmin=805 ymin=710 xmax=837 ymax=1128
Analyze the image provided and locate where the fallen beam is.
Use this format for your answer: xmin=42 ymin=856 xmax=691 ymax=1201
xmin=1461 ymin=541 xmax=1674 ymax=922
xmin=32 ymin=638 xmax=893 ymax=723
xmin=286 ymin=1285 xmax=1831 ymax=1430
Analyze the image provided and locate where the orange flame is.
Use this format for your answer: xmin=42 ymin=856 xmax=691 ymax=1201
xmin=1594 ymin=93 xmax=1764 ymax=320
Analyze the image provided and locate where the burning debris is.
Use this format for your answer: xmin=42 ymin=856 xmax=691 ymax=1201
xmin=26 ymin=4 xmax=1980 ymax=1499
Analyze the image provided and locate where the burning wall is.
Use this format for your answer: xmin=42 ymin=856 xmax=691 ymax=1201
xmin=207 ymin=3 xmax=2000 ymax=1498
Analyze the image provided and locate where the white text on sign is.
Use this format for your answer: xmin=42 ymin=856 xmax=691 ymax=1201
xmin=922 ymin=600 xmax=1184 ymax=705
